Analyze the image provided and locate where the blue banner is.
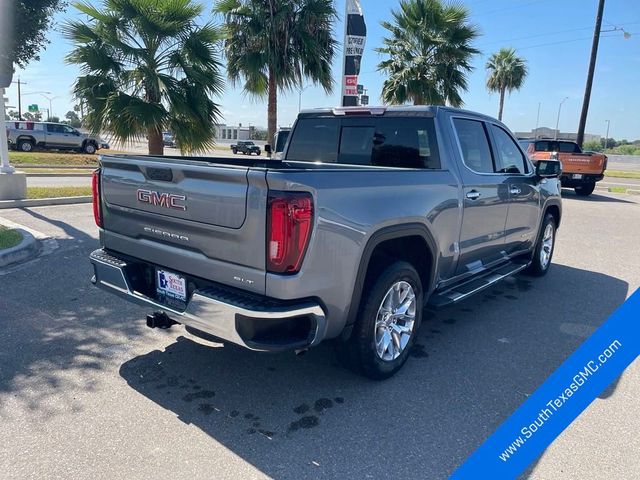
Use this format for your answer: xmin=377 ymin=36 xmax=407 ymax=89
xmin=451 ymin=288 xmax=640 ymax=479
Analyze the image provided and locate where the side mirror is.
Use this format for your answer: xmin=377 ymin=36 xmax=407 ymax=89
xmin=535 ymin=159 xmax=562 ymax=178
xmin=264 ymin=144 xmax=272 ymax=155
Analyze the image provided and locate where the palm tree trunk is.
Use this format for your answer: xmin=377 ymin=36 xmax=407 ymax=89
xmin=413 ymin=93 xmax=424 ymax=106
xmin=148 ymin=128 xmax=164 ymax=155
xmin=267 ymin=67 xmax=277 ymax=145
xmin=498 ymin=88 xmax=505 ymax=121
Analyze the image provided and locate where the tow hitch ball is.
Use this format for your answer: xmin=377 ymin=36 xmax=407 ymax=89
xmin=146 ymin=312 xmax=178 ymax=329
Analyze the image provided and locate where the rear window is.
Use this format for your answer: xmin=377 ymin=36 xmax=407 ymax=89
xmin=559 ymin=141 xmax=580 ymax=153
xmin=286 ymin=118 xmax=339 ymax=163
xmin=286 ymin=116 xmax=440 ymax=169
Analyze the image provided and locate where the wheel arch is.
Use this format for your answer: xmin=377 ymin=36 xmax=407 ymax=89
xmin=344 ymin=223 xmax=438 ymax=332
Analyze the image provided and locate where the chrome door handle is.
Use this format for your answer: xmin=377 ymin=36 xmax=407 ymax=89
xmin=466 ymin=190 xmax=481 ymax=200
xmin=509 ymin=186 xmax=521 ymax=195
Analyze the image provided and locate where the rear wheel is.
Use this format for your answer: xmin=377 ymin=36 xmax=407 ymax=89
xmin=574 ymin=183 xmax=595 ymax=196
xmin=18 ymin=139 xmax=33 ymax=152
xmin=526 ymin=213 xmax=556 ymax=277
xmin=342 ymin=261 xmax=423 ymax=380
xmin=83 ymin=142 xmax=97 ymax=154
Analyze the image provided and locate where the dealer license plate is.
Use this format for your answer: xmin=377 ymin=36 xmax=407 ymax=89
xmin=572 ymin=174 xmax=583 ymax=179
xmin=156 ymin=269 xmax=187 ymax=302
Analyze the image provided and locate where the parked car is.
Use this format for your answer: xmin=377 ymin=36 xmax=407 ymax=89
xmin=6 ymin=121 xmax=107 ymax=154
xmin=519 ymin=138 xmax=607 ymax=196
xmin=163 ymin=131 xmax=177 ymax=148
xmin=271 ymin=127 xmax=291 ymax=159
xmin=231 ymin=140 xmax=261 ymax=155
xmin=89 ymin=106 xmax=562 ymax=379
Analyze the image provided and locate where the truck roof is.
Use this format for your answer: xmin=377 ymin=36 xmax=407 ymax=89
xmin=298 ymin=105 xmax=499 ymax=123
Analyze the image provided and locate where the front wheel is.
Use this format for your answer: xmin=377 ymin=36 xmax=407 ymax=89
xmin=574 ymin=183 xmax=595 ymax=196
xmin=526 ymin=213 xmax=556 ymax=277
xmin=231 ymin=148 xmax=237 ymax=154
xmin=342 ymin=261 xmax=423 ymax=380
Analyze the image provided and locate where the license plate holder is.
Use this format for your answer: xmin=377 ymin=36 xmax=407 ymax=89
xmin=156 ymin=269 xmax=187 ymax=302
xmin=572 ymin=173 xmax=583 ymax=179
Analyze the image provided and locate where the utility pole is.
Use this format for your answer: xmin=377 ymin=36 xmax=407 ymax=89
xmin=13 ymin=78 xmax=25 ymax=120
xmin=576 ymin=0 xmax=605 ymax=148
xmin=535 ymin=102 xmax=541 ymax=134
xmin=604 ymin=119 xmax=610 ymax=149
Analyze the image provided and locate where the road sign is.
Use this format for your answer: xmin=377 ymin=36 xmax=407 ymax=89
xmin=360 ymin=95 xmax=369 ymax=106
xmin=357 ymin=84 xmax=364 ymax=95
xmin=28 ymin=104 xmax=38 ymax=112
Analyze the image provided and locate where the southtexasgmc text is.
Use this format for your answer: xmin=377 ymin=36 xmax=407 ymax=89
xmin=90 ymin=106 xmax=562 ymax=379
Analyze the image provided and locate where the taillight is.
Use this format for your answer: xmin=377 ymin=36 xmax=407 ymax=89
xmin=267 ymin=191 xmax=313 ymax=274
xmin=92 ymin=169 xmax=102 ymax=228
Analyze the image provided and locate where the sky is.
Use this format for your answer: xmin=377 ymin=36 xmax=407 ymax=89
xmin=6 ymin=0 xmax=640 ymax=140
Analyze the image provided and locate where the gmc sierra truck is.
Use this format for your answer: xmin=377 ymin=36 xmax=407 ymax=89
xmin=89 ymin=106 xmax=562 ymax=379
xmin=519 ymin=138 xmax=607 ymax=196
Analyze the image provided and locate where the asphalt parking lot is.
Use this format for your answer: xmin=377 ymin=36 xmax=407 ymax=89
xmin=0 ymin=191 xmax=638 ymax=479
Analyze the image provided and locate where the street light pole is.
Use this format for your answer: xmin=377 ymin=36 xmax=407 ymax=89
xmin=535 ymin=102 xmax=541 ymax=134
xmin=555 ymin=97 xmax=568 ymax=140
xmin=298 ymin=85 xmax=311 ymax=112
xmin=41 ymin=94 xmax=59 ymax=120
xmin=604 ymin=119 xmax=610 ymax=149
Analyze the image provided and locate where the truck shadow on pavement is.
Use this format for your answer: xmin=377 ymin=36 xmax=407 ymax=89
xmin=119 ymin=264 xmax=628 ymax=480
xmin=0 ymin=207 xmax=151 ymax=420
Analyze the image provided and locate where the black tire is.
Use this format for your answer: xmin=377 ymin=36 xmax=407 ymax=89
xmin=83 ymin=142 xmax=97 ymax=154
xmin=231 ymin=148 xmax=237 ymax=154
xmin=574 ymin=183 xmax=595 ymax=196
xmin=18 ymin=139 xmax=34 ymax=152
xmin=525 ymin=213 xmax=556 ymax=277
xmin=341 ymin=261 xmax=423 ymax=380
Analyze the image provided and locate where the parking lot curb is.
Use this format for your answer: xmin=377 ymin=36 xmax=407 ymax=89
xmin=0 ymin=228 xmax=39 ymax=268
xmin=0 ymin=196 xmax=92 ymax=209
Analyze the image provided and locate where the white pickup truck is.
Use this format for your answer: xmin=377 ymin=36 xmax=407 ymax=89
xmin=6 ymin=121 xmax=109 ymax=154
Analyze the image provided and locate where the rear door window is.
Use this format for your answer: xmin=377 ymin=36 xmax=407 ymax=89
xmin=372 ymin=117 xmax=440 ymax=169
xmin=453 ymin=118 xmax=495 ymax=174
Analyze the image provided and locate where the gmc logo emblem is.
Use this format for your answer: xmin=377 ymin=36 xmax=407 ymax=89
xmin=136 ymin=189 xmax=186 ymax=211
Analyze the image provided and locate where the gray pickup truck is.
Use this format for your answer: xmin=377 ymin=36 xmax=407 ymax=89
xmin=89 ymin=106 xmax=562 ymax=379
xmin=6 ymin=121 xmax=108 ymax=154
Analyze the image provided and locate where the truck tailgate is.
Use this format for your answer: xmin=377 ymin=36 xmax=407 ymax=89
xmin=558 ymin=153 xmax=606 ymax=174
xmin=99 ymin=155 xmax=268 ymax=294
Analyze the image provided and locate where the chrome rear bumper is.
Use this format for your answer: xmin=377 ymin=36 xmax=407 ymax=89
xmin=89 ymin=249 xmax=326 ymax=351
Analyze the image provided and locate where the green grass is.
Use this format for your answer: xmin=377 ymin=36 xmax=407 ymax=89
xmin=10 ymin=151 xmax=99 ymax=166
xmin=605 ymin=170 xmax=640 ymax=179
xmin=0 ymin=226 xmax=23 ymax=250
xmin=27 ymin=186 xmax=93 ymax=199
xmin=607 ymin=187 xmax=628 ymax=193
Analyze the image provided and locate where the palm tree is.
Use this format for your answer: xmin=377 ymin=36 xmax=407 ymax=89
xmin=486 ymin=48 xmax=528 ymax=121
xmin=214 ymin=0 xmax=337 ymax=142
xmin=63 ymin=0 xmax=225 ymax=155
xmin=377 ymin=0 xmax=479 ymax=107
